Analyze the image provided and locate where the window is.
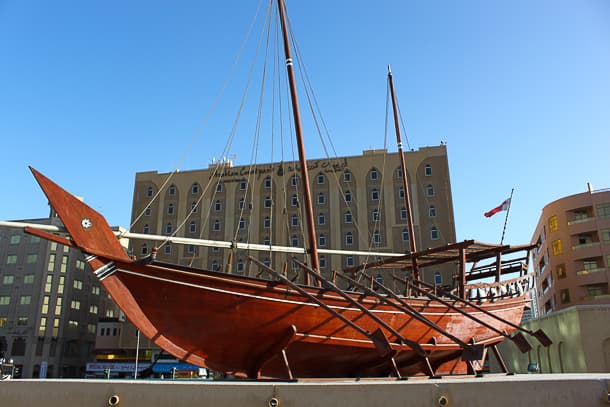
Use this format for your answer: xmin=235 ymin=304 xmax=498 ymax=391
xmin=373 ymin=230 xmax=382 ymax=245
xmin=240 ymin=181 xmax=247 ymax=191
xmin=548 ymin=215 xmax=559 ymax=232
xmin=291 ymin=194 xmax=299 ymax=207
xmin=319 ymin=255 xmax=327 ymax=269
xmin=264 ymin=177 xmax=272 ymax=189
xmin=291 ymin=175 xmax=298 ymax=187
xmin=145 ymin=206 xmax=151 ymax=216
xmin=143 ymin=224 xmax=149 ymax=234
xmin=191 ymin=201 xmax=198 ymax=213
xmin=556 ymin=264 xmax=566 ymax=279
xmin=370 ymin=169 xmax=379 ymax=181
xmin=60 ymin=256 xmax=68 ymax=273
xmin=372 ymin=209 xmax=381 ymax=222
xmin=371 ymin=189 xmax=379 ymax=201
xmin=552 ymin=239 xmax=562 ymax=255
xmin=215 ymin=200 xmax=222 ymax=211
xmin=239 ymin=218 xmax=246 ymax=230
xmin=141 ymin=244 xmax=148 ymax=255
xmin=3 ymin=275 xmax=14 ymax=285
xmin=39 ymin=317 xmax=47 ymax=336
xmin=55 ymin=298 xmax=62 ymax=315
xmin=396 ymin=168 xmax=403 ymax=178
xmin=319 ymin=234 xmax=326 ymax=247
xmin=216 ymin=182 xmax=223 ymax=193
xmin=166 ymin=222 xmax=173 ymax=234
xmin=45 ymin=275 xmax=53 ymax=292
xmin=318 ymin=192 xmax=325 ymax=205
xmin=434 ymin=271 xmax=442 ymax=285
xmin=92 ymin=286 xmax=100 ymax=295
xmin=402 ymin=229 xmax=409 ymax=242
xmin=146 ymin=186 xmax=154 ymax=197
xmin=291 ymin=236 xmax=299 ymax=247
xmin=318 ymin=213 xmax=326 ymax=225
xmin=187 ymin=244 xmax=195 ymax=254
xmin=71 ymin=300 xmax=81 ymax=310
xmin=10 ymin=235 xmax=20 ymax=244
xmin=317 ymin=173 xmax=325 ymax=184
xmin=213 ymin=220 xmax=221 ymax=231
xmin=429 ymin=205 xmax=436 ymax=218
xmin=424 ymin=164 xmax=432 ymax=176
xmin=167 ymin=203 xmax=174 ymax=215
xmin=264 ymin=236 xmax=270 ymax=246
xmin=24 ymin=275 xmax=34 ymax=284
xmin=69 ymin=320 xmax=78 ymax=329
xmin=189 ymin=221 xmax=197 ymax=233
xmin=431 ymin=226 xmax=439 ymax=240
xmin=0 ymin=296 xmax=10 ymax=305
xmin=7 ymin=255 xmax=17 ymax=264
xmin=239 ymin=198 xmax=245 ymax=210
xmin=400 ymin=207 xmax=407 ymax=220
xmin=291 ymin=214 xmax=299 ymax=227
xmin=73 ymin=279 xmax=82 ymax=290
xmin=76 ymin=260 xmax=85 ymax=270
xmin=426 ymin=184 xmax=435 ymax=197
xmin=343 ymin=171 xmax=352 ymax=183
xmin=17 ymin=317 xmax=28 ymax=326
xmin=264 ymin=258 xmax=271 ymax=267
xmin=601 ymin=228 xmax=610 ymax=244
xmin=344 ymin=211 xmax=353 ymax=224
xmin=398 ymin=187 xmax=405 ymax=199
xmin=191 ymin=183 xmax=199 ymax=194
xmin=345 ymin=232 xmax=353 ymax=246
xmin=27 ymin=254 xmax=38 ymax=264
xmin=264 ymin=216 xmax=271 ymax=229
xmin=264 ymin=196 xmax=272 ymax=208
xmin=597 ymin=203 xmax=610 ymax=219
xmin=345 ymin=191 xmax=352 ymax=203
xmin=168 ymin=185 xmax=176 ymax=196
xmin=346 ymin=256 xmax=354 ymax=267
xmin=211 ymin=261 xmax=219 ymax=271
xmin=237 ymin=260 xmax=245 ymax=274
xmin=48 ymin=254 xmax=55 ymax=270
xmin=560 ymin=289 xmax=570 ymax=304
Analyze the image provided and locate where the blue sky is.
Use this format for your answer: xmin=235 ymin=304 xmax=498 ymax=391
xmin=1 ymin=0 xmax=609 ymax=247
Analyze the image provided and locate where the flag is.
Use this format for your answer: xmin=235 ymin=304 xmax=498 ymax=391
xmin=484 ymin=198 xmax=511 ymax=218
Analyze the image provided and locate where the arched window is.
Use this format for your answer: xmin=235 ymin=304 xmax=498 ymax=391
xmin=264 ymin=176 xmax=272 ymax=189
xmin=424 ymin=164 xmax=432 ymax=176
xmin=317 ymin=173 xmax=325 ymax=184
xmin=143 ymin=224 xmax=149 ymax=234
xmin=343 ymin=171 xmax=352 ymax=183
xmin=345 ymin=232 xmax=353 ymax=246
xmin=429 ymin=205 xmax=437 ymax=217
xmin=167 ymin=203 xmax=174 ymax=215
xmin=369 ymin=168 xmax=379 ymax=181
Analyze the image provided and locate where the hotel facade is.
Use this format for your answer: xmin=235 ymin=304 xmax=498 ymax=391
xmin=129 ymin=145 xmax=457 ymax=287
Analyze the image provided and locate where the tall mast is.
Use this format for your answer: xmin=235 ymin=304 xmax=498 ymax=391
xmin=277 ymin=0 xmax=320 ymax=274
xmin=387 ymin=66 xmax=419 ymax=280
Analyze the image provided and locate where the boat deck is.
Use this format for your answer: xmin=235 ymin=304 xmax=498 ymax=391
xmin=1 ymin=374 xmax=608 ymax=407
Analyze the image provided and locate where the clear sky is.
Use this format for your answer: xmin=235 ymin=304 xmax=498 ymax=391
xmin=1 ymin=0 xmax=609 ymax=248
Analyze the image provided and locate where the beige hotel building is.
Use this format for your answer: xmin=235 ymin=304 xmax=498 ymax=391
xmin=129 ymin=145 xmax=457 ymax=287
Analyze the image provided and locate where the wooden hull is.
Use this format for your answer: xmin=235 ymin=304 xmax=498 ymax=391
xmin=89 ymin=257 xmax=525 ymax=378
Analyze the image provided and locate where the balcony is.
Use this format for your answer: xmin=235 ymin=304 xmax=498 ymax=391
xmin=576 ymin=267 xmax=606 ymax=276
xmin=571 ymin=242 xmax=600 ymax=250
xmin=567 ymin=217 xmax=595 ymax=226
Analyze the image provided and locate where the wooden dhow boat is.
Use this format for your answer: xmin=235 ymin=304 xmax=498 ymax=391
xmin=4 ymin=0 xmax=551 ymax=379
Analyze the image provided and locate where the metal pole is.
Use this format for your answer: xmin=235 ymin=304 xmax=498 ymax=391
xmin=500 ymin=188 xmax=515 ymax=245
xmin=134 ymin=329 xmax=140 ymax=379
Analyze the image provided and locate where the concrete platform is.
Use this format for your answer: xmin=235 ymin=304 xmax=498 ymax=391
xmin=1 ymin=374 xmax=609 ymax=407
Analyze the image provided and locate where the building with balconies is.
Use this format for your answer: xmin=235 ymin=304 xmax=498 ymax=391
xmin=531 ymin=185 xmax=610 ymax=315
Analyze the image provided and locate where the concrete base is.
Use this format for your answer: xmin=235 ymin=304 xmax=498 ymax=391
xmin=1 ymin=374 xmax=609 ymax=407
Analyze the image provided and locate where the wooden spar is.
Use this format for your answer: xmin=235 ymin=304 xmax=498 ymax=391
xmin=387 ymin=66 xmax=419 ymax=280
xmin=277 ymin=0 xmax=319 ymax=275
xmin=0 ymin=221 xmax=405 ymax=258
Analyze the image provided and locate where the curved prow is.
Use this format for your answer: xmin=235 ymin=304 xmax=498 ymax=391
xmin=29 ymin=167 xmax=131 ymax=262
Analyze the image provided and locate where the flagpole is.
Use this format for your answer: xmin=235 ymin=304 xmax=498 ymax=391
xmin=500 ymin=188 xmax=515 ymax=244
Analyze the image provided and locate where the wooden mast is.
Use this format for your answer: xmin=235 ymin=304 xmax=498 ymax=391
xmin=276 ymin=0 xmax=320 ymax=275
xmin=387 ymin=66 xmax=419 ymax=280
